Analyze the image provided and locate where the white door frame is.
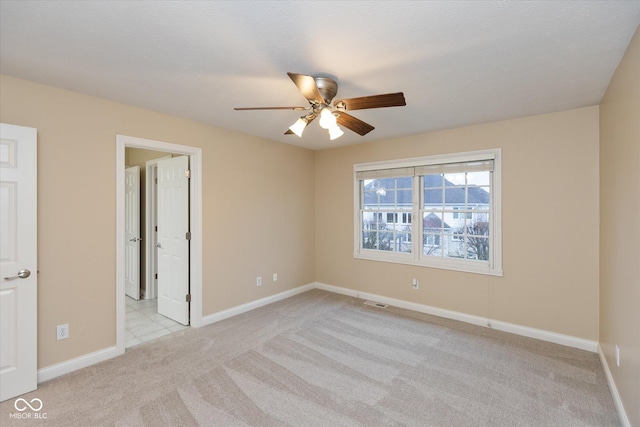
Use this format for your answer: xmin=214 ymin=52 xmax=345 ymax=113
xmin=115 ymin=135 xmax=202 ymax=356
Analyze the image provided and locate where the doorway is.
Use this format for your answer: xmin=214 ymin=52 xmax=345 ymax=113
xmin=124 ymin=149 xmax=187 ymax=347
xmin=116 ymin=135 xmax=202 ymax=356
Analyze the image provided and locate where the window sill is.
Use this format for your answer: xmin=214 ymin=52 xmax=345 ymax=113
xmin=354 ymin=251 xmax=503 ymax=277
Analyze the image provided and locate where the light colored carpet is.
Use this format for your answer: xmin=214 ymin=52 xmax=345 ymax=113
xmin=0 ymin=289 xmax=619 ymax=426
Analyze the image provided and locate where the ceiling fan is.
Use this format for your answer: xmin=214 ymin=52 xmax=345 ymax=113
xmin=234 ymin=72 xmax=406 ymax=140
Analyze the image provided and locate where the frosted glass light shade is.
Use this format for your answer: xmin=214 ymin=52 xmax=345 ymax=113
xmin=289 ymin=118 xmax=307 ymax=137
xmin=329 ymin=125 xmax=344 ymax=140
xmin=319 ymin=108 xmax=337 ymax=129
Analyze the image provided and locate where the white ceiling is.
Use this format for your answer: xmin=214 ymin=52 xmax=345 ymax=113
xmin=1 ymin=1 xmax=638 ymax=150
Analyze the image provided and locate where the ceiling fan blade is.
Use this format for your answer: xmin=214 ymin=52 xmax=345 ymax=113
xmin=234 ymin=106 xmax=307 ymax=111
xmin=334 ymin=92 xmax=406 ymax=111
xmin=336 ymin=112 xmax=375 ymax=136
xmin=287 ymin=72 xmax=324 ymax=105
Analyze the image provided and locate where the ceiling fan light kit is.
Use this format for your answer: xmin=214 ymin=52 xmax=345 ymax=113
xmin=234 ymin=72 xmax=406 ymax=142
xmin=328 ymin=125 xmax=344 ymax=140
xmin=288 ymin=117 xmax=308 ymax=137
xmin=318 ymin=108 xmax=337 ymax=129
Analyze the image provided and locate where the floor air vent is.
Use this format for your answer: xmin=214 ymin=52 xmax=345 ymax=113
xmin=364 ymin=301 xmax=388 ymax=309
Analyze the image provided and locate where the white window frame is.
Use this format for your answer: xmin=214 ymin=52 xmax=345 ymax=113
xmin=353 ymin=149 xmax=503 ymax=276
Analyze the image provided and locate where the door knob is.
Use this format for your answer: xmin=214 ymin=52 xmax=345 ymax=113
xmin=4 ymin=269 xmax=31 ymax=281
xmin=156 ymin=243 xmax=163 ymax=249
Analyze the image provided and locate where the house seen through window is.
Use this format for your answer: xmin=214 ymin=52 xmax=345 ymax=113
xmin=354 ymin=149 xmax=502 ymax=276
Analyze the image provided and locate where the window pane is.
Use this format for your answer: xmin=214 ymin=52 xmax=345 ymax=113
xmin=467 ymin=171 xmax=490 ymax=186
xmin=444 ymin=233 xmax=465 ymax=258
xmin=360 ymin=176 xmax=412 ymax=254
xmin=377 ymin=230 xmax=393 ymax=251
xmin=423 ymin=188 xmax=443 ymax=208
xmin=422 ymin=170 xmax=491 ymax=262
xmin=363 ymin=191 xmax=379 ymax=209
xmin=444 ymin=184 xmax=465 ymax=208
xmin=423 ymin=212 xmax=445 ymax=232
xmin=423 ymin=174 xmax=443 ymax=189
xmin=394 ymin=233 xmax=412 ymax=253
xmin=423 ymin=233 xmax=442 ymax=256
xmin=469 ymin=213 xmax=490 ymax=229
xmin=396 ymin=189 xmax=412 ymax=206
xmin=362 ymin=231 xmax=376 ymax=249
xmin=444 ymin=172 xmax=466 ymax=186
xmin=361 ymin=212 xmax=377 ymax=227
xmin=467 ymin=185 xmax=491 ymax=208
xmin=465 ymin=236 xmax=489 ymax=260
xmin=363 ymin=178 xmax=385 ymax=209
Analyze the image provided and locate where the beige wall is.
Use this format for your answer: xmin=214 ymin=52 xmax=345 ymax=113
xmin=0 ymin=75 xmax=316 ymax=368
xmin=316 ymin=106 xmax=600 ymax=340
xmin=599 ymin=26 xmax=640 ymax=427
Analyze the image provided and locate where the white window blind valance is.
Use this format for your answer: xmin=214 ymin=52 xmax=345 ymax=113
xmin=415 ymin=159 xmax=494 ymax=176
xmin=356 ymin=160 xmax=493 ymax=181
xmin=355 ymin=167 xmax=415 ymax=180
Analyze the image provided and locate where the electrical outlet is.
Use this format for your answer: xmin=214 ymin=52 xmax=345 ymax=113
xmin=57 ymin=324 xmax=69 ymax=340
xmin=273 ymin=273 xmax=278 ymax=282
xmin=615 ymin=345 xmax=620 ymax=367
xmin=256 ymin=276 xmax=262 ymax=286
xmin=412 ymin=278 xmax=419 ymax=289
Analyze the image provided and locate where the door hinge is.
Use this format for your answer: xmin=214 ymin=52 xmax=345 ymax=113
xmin=155 ymin=225 xmax=158 ymax=232
xmin=186 ymin=294 xmax=191 ymax=303
xmin=186 ymin=231 xmax=191 ymax=240
xmin=185 ymin=170 xmax=191 ymax=178
xmin=155 ymin=273 xmax=158 ymax=279
xmin=155 ymin=177 xmax=158 ymax=184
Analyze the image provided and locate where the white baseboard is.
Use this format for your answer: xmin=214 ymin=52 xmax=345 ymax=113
xmin=38 ymin=346 xmax=118 ymax=383
xmin=315 ymin=282 xmax=359 ymax=297
xmin=315 ymin=282 xmax=598 ymax=353
xmin=489 ymin=319 xmax=597 ymax=352
xmin=199 ymin=282 xmax=316 ymax=327
xmin=358 ymin=289 xmax=489 ymax=327
xmin=598 ymin=344 xmax=631 ymax=427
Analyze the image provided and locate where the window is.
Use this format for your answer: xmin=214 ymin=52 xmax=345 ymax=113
xmin=354 ymin=149 xmax=502 ymax=276
xmin=361 ymin=176 xmax=413 ymax=253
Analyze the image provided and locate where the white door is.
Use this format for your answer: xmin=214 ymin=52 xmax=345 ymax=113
xmin=0 ymin=123 xmax=37 ymax=402
xmin=157 ymin=156 xmax=189 ymax=325
xmin=124 ymin=166 xmax=141 ymax=300
xmin=144 ymin=156 xmax=170 ymax=300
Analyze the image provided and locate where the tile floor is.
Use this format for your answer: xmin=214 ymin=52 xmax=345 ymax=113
xmin=125 ymin=296 xmax=189 ymax=348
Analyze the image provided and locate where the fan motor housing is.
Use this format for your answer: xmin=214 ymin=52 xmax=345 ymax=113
xmin=314 ymin=76 xmax=338 ymax=104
